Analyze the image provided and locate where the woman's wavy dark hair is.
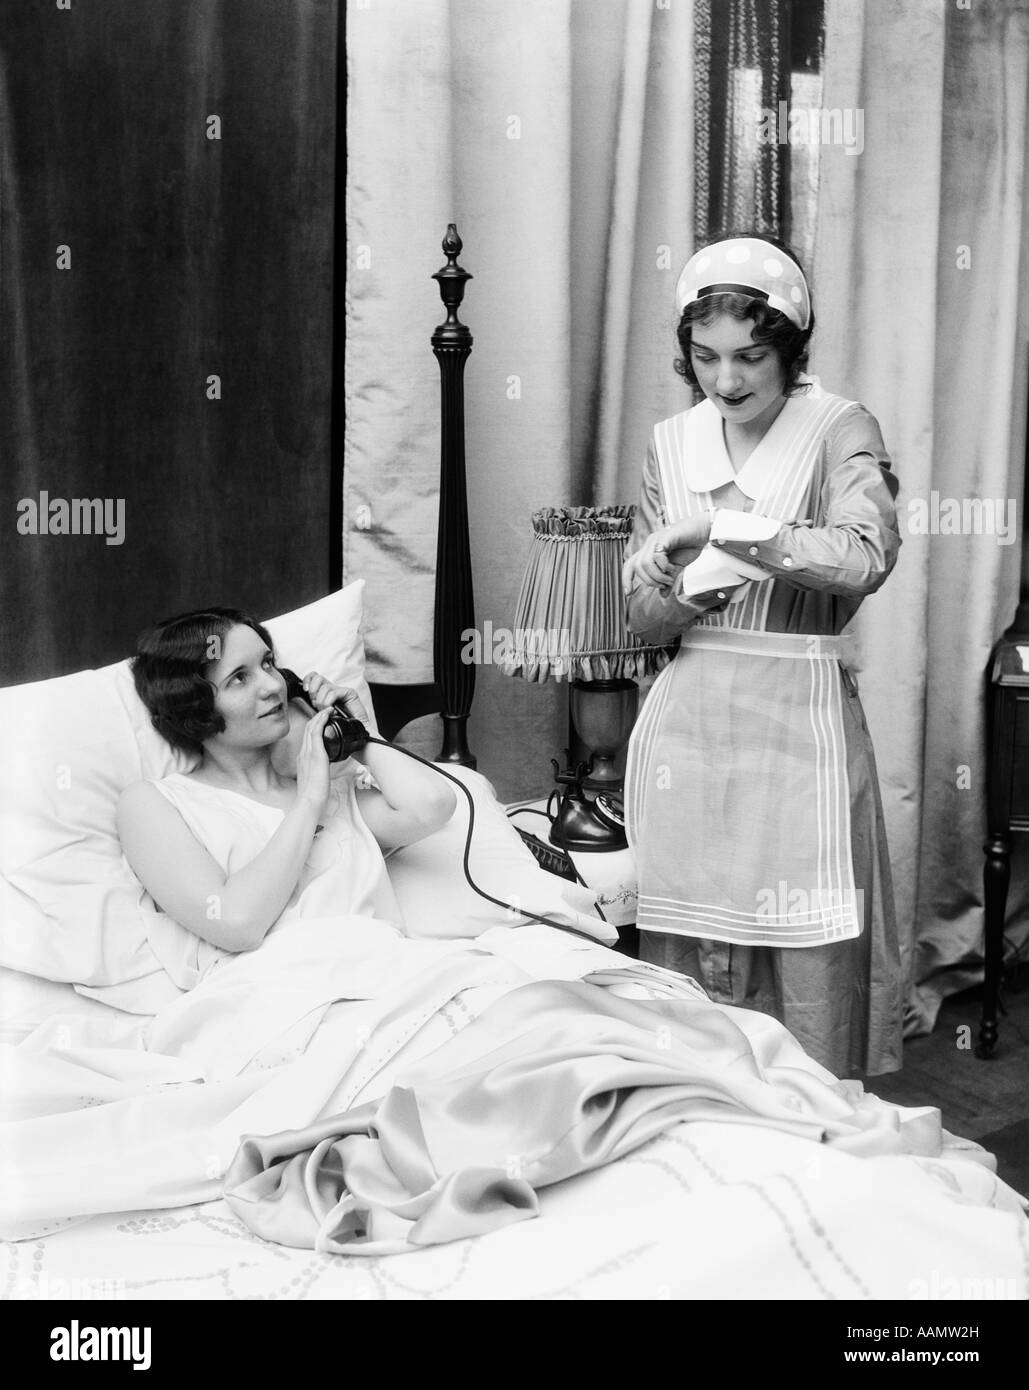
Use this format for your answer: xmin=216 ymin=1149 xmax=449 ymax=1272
xmin=674 ymin=232 xmax=815 ymax=397
xmin=131 ymin=607 xmax=275 ymax=756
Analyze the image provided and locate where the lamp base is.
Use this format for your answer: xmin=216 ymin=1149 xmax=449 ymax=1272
xmin=570 ymin=679 xmax=637 ymax=792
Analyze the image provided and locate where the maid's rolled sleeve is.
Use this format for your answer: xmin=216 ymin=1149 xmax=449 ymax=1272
xmin=709 ymin=405 xmax=901 ymax=598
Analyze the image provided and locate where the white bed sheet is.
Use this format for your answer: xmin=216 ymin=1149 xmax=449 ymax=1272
xmin=2 ymin=779 xmax=1027 ymax=1302
xmin=2 ymin=939 xmax=1027 ymax=1302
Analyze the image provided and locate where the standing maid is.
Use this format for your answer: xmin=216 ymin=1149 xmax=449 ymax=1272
xmin=622 ymin=235 xmax=902 ymax=1077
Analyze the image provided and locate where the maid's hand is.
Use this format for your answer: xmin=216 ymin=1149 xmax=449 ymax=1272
xmin=625 ymin=529 xmax=681 ymax=592
xmin=623 ymin=543 xmax=672 ymax=596
xmin=667 ymin=512 xmax=714 ymax=551
xmin=624 ymin=516 xmax=714 ymax=595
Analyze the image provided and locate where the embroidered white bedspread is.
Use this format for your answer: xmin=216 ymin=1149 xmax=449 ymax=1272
xmin=3 ymin=1118 xmax=1025 ymax=1301
xmin=1 ymin=921 xmax=1026 ymax=1299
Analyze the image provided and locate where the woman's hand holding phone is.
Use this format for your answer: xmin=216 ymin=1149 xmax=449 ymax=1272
xmin=300 ymin=672 xmax=371 ymax=725
xmin=295 ymin=707 xmax=332 ymax=815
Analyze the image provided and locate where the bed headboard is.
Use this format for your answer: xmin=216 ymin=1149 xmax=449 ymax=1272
xmin=367 ymin=227 xmax=476 ymax=767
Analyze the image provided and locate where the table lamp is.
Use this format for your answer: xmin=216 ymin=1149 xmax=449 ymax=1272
xmin=501 ymin=505 xmax=668 ymax=851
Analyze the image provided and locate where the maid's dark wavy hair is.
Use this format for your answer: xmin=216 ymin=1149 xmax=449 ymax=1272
xmin=131 ymin=607 xmax=275 ymax=756
xmin=674 ymin=232 xmax=815 ymax=397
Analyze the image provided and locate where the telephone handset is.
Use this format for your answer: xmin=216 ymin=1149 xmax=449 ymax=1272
xmin=279 ymin=668 xmax=370 ymax=762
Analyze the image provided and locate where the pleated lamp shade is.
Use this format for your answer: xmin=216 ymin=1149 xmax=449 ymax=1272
xmin=500 ymin=506 xmax=669 ymax=683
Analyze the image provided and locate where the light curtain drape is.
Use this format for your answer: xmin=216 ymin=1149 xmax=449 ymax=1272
xmin=345 ymin=0 xmax=694 ymax=792
xmin=813 ymin=0 xmax=1029 ymax=1028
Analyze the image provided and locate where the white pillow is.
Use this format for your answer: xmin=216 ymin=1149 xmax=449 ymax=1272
xmin=387 ymin=765 xmax=615 ymax=944
xmin=0 ymin=582 xmax=370 ymax=988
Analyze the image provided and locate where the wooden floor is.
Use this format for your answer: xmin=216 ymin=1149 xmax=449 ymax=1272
xmin=869 ymin=962 xmax=1029 ymax=1198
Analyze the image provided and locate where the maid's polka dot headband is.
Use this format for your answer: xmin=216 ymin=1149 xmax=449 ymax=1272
xmin=674 ymin=238 xmax=811 ymax=330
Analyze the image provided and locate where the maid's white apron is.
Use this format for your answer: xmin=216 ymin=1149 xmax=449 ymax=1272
xmin=625 ymin=388 xmax=863 ymax=948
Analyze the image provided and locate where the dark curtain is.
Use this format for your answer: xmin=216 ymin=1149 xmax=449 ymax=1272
xmin=0 ymin=0 xmax=340 ymax=685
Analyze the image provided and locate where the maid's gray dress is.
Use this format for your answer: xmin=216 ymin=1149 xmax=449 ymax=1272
xmin=624 ymin=378 xmax=903 ymax=1077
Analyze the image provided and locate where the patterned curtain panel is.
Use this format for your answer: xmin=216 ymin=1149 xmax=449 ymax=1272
xmin=693 ymin=0 xmax=794 ymax=242
xmin=692 ymin=0 xmax=825 ymax=263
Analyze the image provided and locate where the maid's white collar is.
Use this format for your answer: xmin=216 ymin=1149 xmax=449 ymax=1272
xmin=684 ymin=375 xmax=823 ymax=500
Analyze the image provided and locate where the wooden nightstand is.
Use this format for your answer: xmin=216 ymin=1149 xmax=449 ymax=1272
xmin=982 ymin=637 xmax=1029 ymax=1056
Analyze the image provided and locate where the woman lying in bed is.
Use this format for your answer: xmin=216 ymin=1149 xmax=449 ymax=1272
xmin=119 ymin=606 xmax=454 ymax=957
xmin=2 ymin=605 xmax=1022 ymax=1256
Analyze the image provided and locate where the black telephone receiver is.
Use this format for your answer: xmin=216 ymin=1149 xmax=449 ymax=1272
xmin=278 ymin=667 xmax=370 ymax=763
xmin=280 ymin=667 xmax=307 ymax=707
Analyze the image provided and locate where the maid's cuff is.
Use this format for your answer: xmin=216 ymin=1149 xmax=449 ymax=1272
xmin=674 ymin=548 xmax=763 ymax=601
xmin=709 ymin=509 xmax=782 ymax=544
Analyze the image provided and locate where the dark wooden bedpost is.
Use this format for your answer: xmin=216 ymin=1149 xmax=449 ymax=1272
xmin=431 ymin=225 xmax=476 ymax=767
